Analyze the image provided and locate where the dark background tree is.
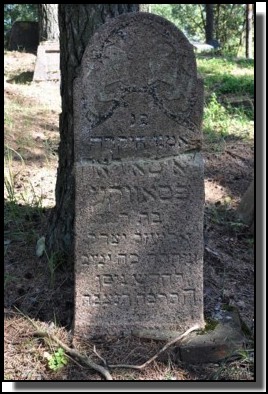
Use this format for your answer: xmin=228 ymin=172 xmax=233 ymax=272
xmin=38 ymin=4 xmax=59 ymax=42
xmin=151 ymin=4 xmax=250 ymax=56
xmin=47 ymin=4 xmax=144 ymax=257
xmin=205 ymin=4 xmax=214 ymax=44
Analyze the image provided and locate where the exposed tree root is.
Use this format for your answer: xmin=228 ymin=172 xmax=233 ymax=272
xmin=108 ymin=324 xmax=200 ymax=370
xmin=24 ymin=311 xmax=200 ymax=380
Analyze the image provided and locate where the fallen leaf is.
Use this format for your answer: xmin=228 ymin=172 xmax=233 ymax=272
xmin=36 ymin=236 xmax=46 ymax=257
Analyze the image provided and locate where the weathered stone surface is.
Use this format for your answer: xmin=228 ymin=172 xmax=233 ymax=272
xmin=176 ymin=309 xmax=246 ymax=363
xmin=75 ymin=154 xmax=204 ymax=336
xmin=33 ymin=41 xmax=60 ymax=82
xmin=74 ymin=13 xmax=204 ymax=337
xmin=74 ymin=13 xmax=203 ymax=162
xmin=8 ymin=21 xmax=39 ymax=53
xmin=133 ymin=309 xmax=246 ymax=364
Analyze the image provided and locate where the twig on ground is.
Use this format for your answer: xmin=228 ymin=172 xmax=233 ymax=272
xmin=108 ymin=324 xmax=200 ymax=370
xmin=93 ymin=345 xmax=107 ymax=367
xmin=33 ymin=330 xmax=113 ymax=380
xmin=14 ymin=307 xmax=200 ymax=380
xmin=14 ymin=308 xmax=113 ymax=380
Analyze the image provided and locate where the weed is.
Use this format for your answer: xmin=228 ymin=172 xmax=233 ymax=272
xmin=198 ymin=56 xmax=254 ymax=143
xmin=204 ymin=93 xmax=232 ymax=138
xmin=210 ymin=346 xmax=254 ymax=380
xmin=4 ymin=108 xmax=13 ymax=128
xmin=234 ymin=349 xmax=254 ymax=363
xmin=245 ymin=237 xmax=254 ymax=247
xmin=21 ymin=181 xmax=45 ymax=211
xmin=4 ymin=146 xmax=24 ymax=204
xmin=4 ymin=273 xmax=18 ymax=289
xmin=44 ymin=250 xmax=57 ymax=286
xmin=229 ymin=221 xmax=247 ymax=231
xmin=44 ymin=347 xmax=68 ymax=372
xmin=41 ymin=247 xmax=63 ymax=287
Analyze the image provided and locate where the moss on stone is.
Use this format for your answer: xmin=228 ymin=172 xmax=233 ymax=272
xmin=197 ymin=318 xmax=219 ymax=335
xmin=222 ymin=304 xmax=236 ymax=312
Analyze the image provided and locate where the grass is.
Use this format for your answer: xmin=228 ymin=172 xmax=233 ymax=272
xmin=209 ymin=347 xmax=254 ymax=380
xmin=197 ymin=56 xmax=254 ymax=143
xmin=5 ymin=97 xmax=59 ymax=163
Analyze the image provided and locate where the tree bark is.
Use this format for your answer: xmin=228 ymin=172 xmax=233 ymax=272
xmin=245 ymin=4 xmax=253 ymax=58
xmin=237 ymin=180 xmax=254 ymax=233
xmin=205 ymin=4 xmax=214 ymax=44
xmin=47 ymin=4 xmax=142 ymax=257
xmin=38 ymin=4 xmax=59 ymax=42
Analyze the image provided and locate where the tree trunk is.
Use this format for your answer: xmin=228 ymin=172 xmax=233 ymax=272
xmin=237 ymin=180 xmax=254 ymax=233
xmin=38 ymin=4 xmax=59 ymax=42
xmin=205 ymin=4 xmax=214 ymax=44
xmin=47 ymin=4 xmax=142 ymax=257
xmin=245 ymin=4 xmax=253 ymax=58
xmin=215 ymin=4 xmax=221 ymax=41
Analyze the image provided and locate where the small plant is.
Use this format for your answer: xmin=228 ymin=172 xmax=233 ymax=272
xmin=45 ymin=250 xmax=57 ymax=286
xmin=235 ymin=349 xmax=254 ymax=364
xmin=204 ymin=93 xmax=231 ymax=138
xmin=36 ymin=236 xmax=63 ymax=286
xmin=4 ymin=273 xmax=17 ymax=289
xmin=4 ymin=146 xmax=24 ymax=204
xmin=44 ymin=347 xmax=68 ymax=372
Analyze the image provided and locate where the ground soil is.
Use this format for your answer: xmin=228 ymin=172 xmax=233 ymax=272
xmin=4 ymin=51 xmax=254 ymax=381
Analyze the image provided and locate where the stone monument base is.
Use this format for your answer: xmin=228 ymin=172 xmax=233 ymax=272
xmin=33 ymin=41 xmax=60 ymax=82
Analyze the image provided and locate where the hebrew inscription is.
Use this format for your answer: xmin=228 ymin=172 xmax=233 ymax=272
xmin=74 ymin=13 xmax=204 ymax=337
xmin=74 ymin=13 xmax=203 ymax=163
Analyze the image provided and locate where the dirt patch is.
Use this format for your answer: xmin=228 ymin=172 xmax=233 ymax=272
xmin=4 ymin=51 xmax=254 ymax=381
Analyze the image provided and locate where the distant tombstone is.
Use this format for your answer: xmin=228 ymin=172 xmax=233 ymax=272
xmin=74 ymin=13 xmax=205 ymax=338
xmin=8 ymin=21 xmax=39 ymax=53
xmin=33 ymin=41 xmax=60 ymax=82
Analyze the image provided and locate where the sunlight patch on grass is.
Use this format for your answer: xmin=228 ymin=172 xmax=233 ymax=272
xmin=203 ymin=93 xmax=254 ymax=142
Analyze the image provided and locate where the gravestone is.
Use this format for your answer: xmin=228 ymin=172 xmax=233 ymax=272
xmin=8 ymin=21 xmax=39 ymax=53
xmin=33 ymin=41 xmax=60 ymax=82
xmin=74 ymin=13 xmax=205 ymax=338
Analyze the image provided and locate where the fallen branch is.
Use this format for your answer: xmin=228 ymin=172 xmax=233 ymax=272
xmin=15 ymin=308 xmax=112 ymax=380
xmin=108 ymin=324 xmax=200 ymax=370
xmin=33 ymin=330 xmax=113 ymax=380
xmin=15 ymin=307 xmax=200 ymax=379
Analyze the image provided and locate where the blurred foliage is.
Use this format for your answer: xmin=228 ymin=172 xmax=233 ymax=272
xmin=151 ymin=4 xmax=254 ymax=57
xmin=4 ymin=4 xmax=254 ymax=57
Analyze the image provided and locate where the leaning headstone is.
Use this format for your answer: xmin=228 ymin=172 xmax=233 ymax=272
xmin=74 ymin=13 xmax=205 ymax=338
xmin=8 ymin=21 xmax=39 ymax=53
xmin=33 ymin=41 xmax=60 ymax=82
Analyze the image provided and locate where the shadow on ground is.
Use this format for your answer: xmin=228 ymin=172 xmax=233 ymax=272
xmin=4 ymin=201 xmax=74 ymax=328
xmin=7 ymin=71 xmax=34 ymax=84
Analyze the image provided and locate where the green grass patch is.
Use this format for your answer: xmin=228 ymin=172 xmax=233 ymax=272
xmin=198 ymin=56 xmax=254 ymax=144
xmin=203 ymin=93 xmax=253 ymax=142
xmin=197 ymin=56 xmax=254 ymax=97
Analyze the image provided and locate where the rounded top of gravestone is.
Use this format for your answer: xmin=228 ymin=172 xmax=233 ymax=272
xmin=74 ymin=12 xmax=203 ymax=162
xmin=81 ymin=12 xmax=197 ymax=83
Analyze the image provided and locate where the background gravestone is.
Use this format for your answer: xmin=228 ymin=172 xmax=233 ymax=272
xmin=8 ymin=21 xmax=39 ymax=53
xmin=74 ymin=12 xmax=205 ymax=337
xmin=33 ymin=41 xmax=60 ymax=82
